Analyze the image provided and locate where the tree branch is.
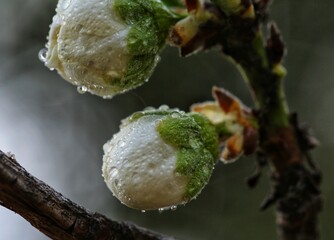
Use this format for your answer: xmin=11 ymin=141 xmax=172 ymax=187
xmin=172 ymin=1 xmax=323 ymax=239
xmin=210 ymin=1 xmax=323 ymax=239
xmin=0 ymin=151 xmax=174 ymax=240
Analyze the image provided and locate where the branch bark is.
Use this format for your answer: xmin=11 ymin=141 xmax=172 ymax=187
xmin=0 ymin=151 xmax=174 ymax=240
xmin=174 ymin=1 xmax=323 ymax=239
xmin=210 ymin=2 xmax=323 ymax=239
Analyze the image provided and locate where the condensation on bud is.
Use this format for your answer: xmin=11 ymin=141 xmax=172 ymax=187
xmin=43 ymin=0 xmax=179 ymax=98
xmin=102 ymin=106 xmax=219 ymax=210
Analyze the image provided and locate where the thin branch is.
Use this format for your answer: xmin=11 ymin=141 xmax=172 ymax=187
xmin=0 ymin=151 xmax=174 ymax=240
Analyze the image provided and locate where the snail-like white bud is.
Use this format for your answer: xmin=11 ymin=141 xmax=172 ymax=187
xmin=102 ymin=106 xmax=219 ymax=210
xmin=43 ymin=0 xmax=178 ymax=98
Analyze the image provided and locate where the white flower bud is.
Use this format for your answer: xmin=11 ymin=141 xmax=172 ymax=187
xmin=102 ymin=107 xmax=219 ymax=210
xmin=43 ymin=0 xmax=178 ymax=98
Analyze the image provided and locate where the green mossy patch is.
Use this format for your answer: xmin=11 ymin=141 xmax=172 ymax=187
xmin=157 ymin=113 xmax=219 ymax=199
xmin=113 ymin=0 xmax=180 ymax=90
xmin=114 ymin=0 xmax=178 ymax=50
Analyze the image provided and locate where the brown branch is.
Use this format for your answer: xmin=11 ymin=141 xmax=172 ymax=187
xmin=213 ymin=2 xmax=323 ymax=239
xmin=0 ymin=151 xmax=174 ymax=240
xmin=173 ymin=1 xmax=323 ymax=239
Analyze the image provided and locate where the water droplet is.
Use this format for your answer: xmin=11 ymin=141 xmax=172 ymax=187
xmin=141 ymin=210 xmax=146 ymax=213
xmin=144 ymin=106 xmax=155 ymax=111
xmin=103 ymin=94 xmax=114 ymax=99
xmin=107 ymin=70 xmax=120 ymax=78
xmin=6 ymin=152 xmax=16 ymax=160
xmin=158 ymin=208 xmax=165 ymax=213
xmin=155 ymin=119 xmax=163 ymax=125
xmin=170 ymin=205 xmax=177 ymax=211
xmin=77 ymin=85 xmax=88 ymax=94
xmin=158 ymin=105 xmax=169 ymax=111
xmin=189 ymin=139 xmax=199 ymax=148
xmin=61 ymin=0 xmax=72 ymax=10
xmin=171 ymin=112 xmax=181 ymax=118
xmin=155 ymin=55 xmax=161 ymax=63
xmin=38 ymin=48 xmax=47 ymax=63
xmin=110 ymin=167 xmax=119 ymax=179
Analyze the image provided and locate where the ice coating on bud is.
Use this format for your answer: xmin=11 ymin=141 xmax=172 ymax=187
xmin=102 ymin=106 xmax=219 ymax=210
xmin=43 ymin=0 xmax=178 ymax=98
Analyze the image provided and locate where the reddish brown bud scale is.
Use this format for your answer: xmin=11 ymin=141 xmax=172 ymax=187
xmin=242 ymin=126 xmax=259 ymax=155
xmin=266 ymin=22 xmax=286 ymax=65
xmin=185 ymin=0 xmax=200 ymax=12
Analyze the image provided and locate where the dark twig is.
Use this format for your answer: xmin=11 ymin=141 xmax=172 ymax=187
xmin=246 ymin=152 xmax=267 ymax=188
xmin=0 ymin=151 xmax=174 ymax=240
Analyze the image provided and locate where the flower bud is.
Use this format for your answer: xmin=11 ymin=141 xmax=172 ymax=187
xmin=43 ymin=0 xmax=178 ymax=98
xmin=102 ymin=106 xmax=219 ymax=210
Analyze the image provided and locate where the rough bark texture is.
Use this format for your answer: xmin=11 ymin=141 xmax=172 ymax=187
xmin=0 ymin=151 xmax=174 ymax=240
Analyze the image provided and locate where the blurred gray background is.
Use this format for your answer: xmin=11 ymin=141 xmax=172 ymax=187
xmin=0 ymin=0 xmax=333 ymax=239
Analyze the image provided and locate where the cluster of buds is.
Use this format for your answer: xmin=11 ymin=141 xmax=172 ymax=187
xmin=42 ymin=0 xmax=261 ymax=211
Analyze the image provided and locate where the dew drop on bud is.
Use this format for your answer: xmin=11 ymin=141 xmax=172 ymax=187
xmin=155 ymin=55 xmax=161 ymax=63
xmin=61 ymin=0 xmax=72 ymax=10
xmin=77 ymin=85 xmax=88 ymax=94
xmin=170 ymin=205 xmax=177 ymax=211
xmin=141 ymin=210 xmax=146 ymax=213
xmin=6 ymin=152 xmax=16 ymax=160
xmin=109 ymin=167 xmax=119 ymax=179
xmin=158 ymin=105 xmax=169 ymax=111
xmin=119 ymin=141 xmax=126 ymax=147
xmin=38 ymin=48 xmax=47 ymax=63
xmin=144 ymin=106 xmax=155 ymax=111
xmin=171 ymin=112 xmax=181 ymax=118
xmin=158 ymin=208 xmax=164 ymax=213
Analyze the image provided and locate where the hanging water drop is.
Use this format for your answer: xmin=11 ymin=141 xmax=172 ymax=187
xmin=155 ymin=55 xmax=161 ymax=63
xmin=6 ymin=152 xmax=16 ymax=160
xmin=141 ymin=210 xmax=146 ymax=213
xmin=38 ymin=48 xmax=47 ymax=63
xmin=77 ymin=85 xmax=88 ymax=94
xmin=158 ymin=208 xmax=164 ymax=213
xmin=170 ymin=205 xmax=177 ymax=211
